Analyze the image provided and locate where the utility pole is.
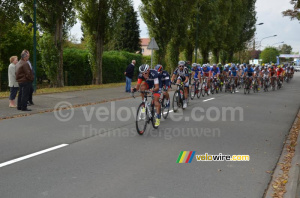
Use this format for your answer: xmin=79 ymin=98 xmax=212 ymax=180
xmin=33 ymin=0 xmax=37 ymax=92
xmin=195 ymin=3 xmax=200 ymax=63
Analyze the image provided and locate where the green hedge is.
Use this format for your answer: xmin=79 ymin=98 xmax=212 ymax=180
xmin=63 ymin=48 xmax=92 ymax=85
xmin=63 ymin=50 xmax=143 ymax=85
xmin=102 ymin=51 xmax=143 ymax=83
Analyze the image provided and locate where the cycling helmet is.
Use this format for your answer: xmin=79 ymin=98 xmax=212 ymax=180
xmin=213 ymin=64 xmax=217 ymax=67
xmin=155 ymin=64 xmax=163 ymax=72
xmin=197 ymin=64 xmax=201 ymax=67
xmin=192 ymin=63 xmax=197 ymax=67
xmin=203 ymin=64 xmax=208 ymax=68
xmin=178 ymin=61 xmax=185 ymax=66
xmin=139 ymin=64 xmax=150 ymax=73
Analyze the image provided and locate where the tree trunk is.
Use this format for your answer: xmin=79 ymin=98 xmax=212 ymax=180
xmin=213 ymin=48 xmax=219 ymax=63
xmin=95 ymin=35 xmax=104 ymax=84
xmin=94 ymin=0 xmax=107 ymax=85
xmin=55 ymin=14 xmax=64 ymax=87
xmin=201 ymin=49 xmax=209 ymax=64
xmin=228 ymin=51 xmax=234 ymax=62
xmin=186 ymin=42 xmax=194 ymax=63
xmin=0 ymin=71 xmax=2 ymax=92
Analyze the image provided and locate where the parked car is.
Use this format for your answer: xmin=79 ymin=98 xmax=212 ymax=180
xmin=294 ymin=66 xmax=300 ymax=72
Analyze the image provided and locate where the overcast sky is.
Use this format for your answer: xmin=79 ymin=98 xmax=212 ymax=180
xmin=70 ymin=0 xmax=300 ymax=52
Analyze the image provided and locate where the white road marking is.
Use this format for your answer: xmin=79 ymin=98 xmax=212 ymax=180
xmin=203 ymin=98 xmax=215 ymax=102
xmin=0 ymin=144 xmax=68 ymax=168
xmin=163 ymin=110 xmax=174 ymax=115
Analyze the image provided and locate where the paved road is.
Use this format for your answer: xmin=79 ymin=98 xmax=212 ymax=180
xmin=0 ymin=73 xmax=299 ymax=198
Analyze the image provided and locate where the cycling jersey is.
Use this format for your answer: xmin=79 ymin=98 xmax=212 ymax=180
xmin=269 ymin=68 xmax=276 ymax=76
xmin=211 ymin=67 xmax=220 ymax=76
xmin=138 ymin=69 xmax=160 ymax=90
xmin=244 ymin=68 xmax=254 ymax=77
xmin=201 ymin=67 xmax=211 ymax=77
xmin=276 ymin=68 xmax=283 ymax=76
xmin=158 ymin=70 xmax=170 ymax=88
xmin=173 ymin=67 xmax=189 ymax=77
xmin=262 ymin=70 xmax=269 ymax=77
xmin=218 ymin=65 xmax=224 ymax=73
xmin=192 ymin=67 xmax=201 ymax=78
xmin=229 ymin=67 xmax=238 ymax=77
xmin=254 ymin=69 xmax=260 ymax=76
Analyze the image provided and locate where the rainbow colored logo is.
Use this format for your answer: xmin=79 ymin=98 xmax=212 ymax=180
xmin=176 ymin=151 xmax=196 ymax=163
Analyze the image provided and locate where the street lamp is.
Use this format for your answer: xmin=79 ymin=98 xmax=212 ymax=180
xmin=272 ymin=41 xmax=284 ymax=46
xmin=259 ymin=35 xmax=277 ymax=50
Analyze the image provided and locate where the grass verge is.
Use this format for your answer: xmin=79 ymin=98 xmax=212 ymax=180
xmin=0 ymin=82 xmax=129 ymax=99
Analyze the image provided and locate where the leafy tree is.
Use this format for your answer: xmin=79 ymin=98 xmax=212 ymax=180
xmin=140 ymin=0 xmax=196 ymax=69
xmin=38 ymin=33 xmax=59 ymax=87
xmin=23 ymin=0 xmax=76 ymax=87
xmin=115 ymin=4 xmax=141 ymax=53
xmin=76 ymin=0 xmax=129 ymax=84
xmin=279 ymin=44 xmax=293 ymax=54
xmin=282 ymin=0 xmax=300 ymax=20
xmin=260 ymin=47 xmax=280 ymax=63
xmin=0 ymin=0 xmax=21 ymax=90
xmin=211 ymin=0 xmax=232 ymax=63
xmin=223 ymin=0 xmax=256 ymax=62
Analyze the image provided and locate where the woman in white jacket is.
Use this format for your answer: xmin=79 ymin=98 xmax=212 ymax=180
xmin=8 ymin=56 xmax=19 ymax=107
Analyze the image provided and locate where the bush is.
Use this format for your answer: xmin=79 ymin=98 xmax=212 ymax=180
xmin=102 ymin=51 xmax=143 ymax=82
xmin=63 ymin=48 xmax=92 ymax=85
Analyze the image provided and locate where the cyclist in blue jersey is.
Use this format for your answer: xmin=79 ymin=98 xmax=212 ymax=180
xmin=155 ymin=64 xmax=171 ymax=108
xmin=132 ymin=64 xmax=161 ymax=127
xmin=211 ymin=64 xmax=220 ymax=78
xmin=229 ymin=64 xmax=238 ymax=90
xmin=171 ymin=61 xmax=190 ymax=108
xmin=191 ymin=63 xmax=201 ymax=82
xmin=244 ymin=64 xmax=254 ymax=85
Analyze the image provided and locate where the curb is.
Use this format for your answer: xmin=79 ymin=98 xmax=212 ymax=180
xmin=264 ymin=110 xmax=300 ymax=198
xmin=0 ymin=95 xmax=133 ymax=122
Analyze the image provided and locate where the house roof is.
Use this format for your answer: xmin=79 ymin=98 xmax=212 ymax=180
xmin=140 ymin=38 xmax=150 ymax=46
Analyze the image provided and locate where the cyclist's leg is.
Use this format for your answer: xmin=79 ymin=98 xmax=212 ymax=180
xmin=140 ymin=82 xmax=149 ymax=100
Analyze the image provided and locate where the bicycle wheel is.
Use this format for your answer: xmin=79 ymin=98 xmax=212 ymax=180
xmin=190 ymin=84 xmax=195 ymax=100
xmin=172 ymin=91 xmax=180 ymax=113
xmin=151 ymin=103 xmax=160 ymax=129
xmin=197 ymin=83 xmax=201 ymax=99
xmin=210 ymin=85 xmax=214 ymax=94
xmin=162 ymin=97 xmax=169 ymax=119
xmin=136 ymin=103 xmax=148 ymax=135
xmin=202 ymin=84 xmax=206 ymax=97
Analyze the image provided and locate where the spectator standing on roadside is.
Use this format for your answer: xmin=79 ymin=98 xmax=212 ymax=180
xmin=124 ymin=60 xmax=136 ymax=92
xmin=8 ymin=56 xmax=19 ymax=108
xmin=16 ymin=51 xmax=34 ymax=111
xmin=22 ymin=49 xmax=34 ymax=105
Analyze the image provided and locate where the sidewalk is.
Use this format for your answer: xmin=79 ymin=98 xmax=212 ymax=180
xmin=0 ymin=85 xmax=132 ymax=120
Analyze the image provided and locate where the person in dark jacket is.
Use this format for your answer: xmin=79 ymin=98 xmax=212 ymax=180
xmin=124 ymin=60 xmax=135 ymax=92
xmin=22 ymin=50 xmax=35 ymax=105
xmin=16 ymin=51 xmax=34 ymax=111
